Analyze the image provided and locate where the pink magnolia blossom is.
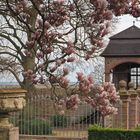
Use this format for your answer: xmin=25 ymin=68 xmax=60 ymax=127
xmin=24 ymin=50 xmax=32 ymax=57
xmin=77 ymin=72 xmax=85 ymax=81
xmin=26 ymin=41 xmax=34 ymax=48
xmin=103 ymin=10 xmax=113 ymax=20
xmin=50 ymin=66 xmax=57 ymax=73
xmin=55 ymin=59 xmax=62 ymax=66
xmin=63 ymin=67 xmax=69 ymax=76
xmin=95 ymin=0 xmax=108 ymax=9
xmin=45 ymin=47 xmax=53 ymax=54
xmin=55 ymin=0 xmax=64 ymax=4
xmin=49 ymin=76 xmax=58 ymax=84
xmin=66 ymin=94 xmax=80 ymax=110
xmin=77 ymin=73 xmax=94 ymax=94
xmin=36 ymin=18 xmax=43 ymax=28
xmin=58 ymin=76 xmax=69 ymax=88
xmin=62 ymin=46 xmax=75 ymax=55
xmin=101 ymin=29 xmax=109 ymax=37
xmin=67 ymin=57 xmax=75 ymax=62
xmin=44 ymin=21 xmax=51 ymax=29
xmin=85 ymin=54 xmax=91 ymax=60
xmin=15 ymin=3 xmax=24 ymax=13
xmin=20 ymin=0 xmax=28 ymax=7
xmin=38 ymin=64 xmax=45 ymax=71
xmin=88 ymin=74 xmax=94 ymax=83
xmin=36 ymin=52 xmax=44 ymax=59
xmin=69 ymin=4 xmax=75 ymax=12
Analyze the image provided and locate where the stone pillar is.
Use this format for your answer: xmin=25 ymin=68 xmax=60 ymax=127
xmin=128 ymin=82 xmax=138 ymax=129
xmin=112 ymin=101 xmax=122 ymax=128
xmin=0 ymin=113 xmax=19 ymax=140
xmin=0 ymin=127 xmax=19 ymax=140
xmin=119 ymin=80 xmax=130 ymax=129
xmin=136 ymin=85 xmax=140 ymax=124
xmin=0 ymin=89 xmax=26 ymax=140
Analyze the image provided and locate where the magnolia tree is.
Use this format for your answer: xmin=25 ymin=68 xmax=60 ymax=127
xmin=0 ymin=0 xmax=140 ymax=115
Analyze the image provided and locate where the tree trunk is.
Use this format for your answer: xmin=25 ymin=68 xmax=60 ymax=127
xmin=21 ymin=8 xmax=38 ymax=95
xmin=22 ymin=56 xmax=36 ymax=97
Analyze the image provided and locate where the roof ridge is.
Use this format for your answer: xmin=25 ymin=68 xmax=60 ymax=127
xmin=101 ymin=25 xmax=140 ymax=57
xmin=110 ymin=25 xmax=140 ymax=39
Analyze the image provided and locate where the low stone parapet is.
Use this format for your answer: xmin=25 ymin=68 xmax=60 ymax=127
xmin=20 ymin=135 xmax=87 ymax=140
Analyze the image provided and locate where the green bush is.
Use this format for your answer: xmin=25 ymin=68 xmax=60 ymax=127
xmin=19 ymin=119 xmax=52 ymax=135
xmin=88 ymin=125 xmax=140 ymax=140
xmin=50 ymin=114 xmax=68 ymax=128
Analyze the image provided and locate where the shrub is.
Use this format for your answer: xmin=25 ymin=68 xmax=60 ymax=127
xmin=19 ymin=119 xmax=52 ymax=135
xmin=50 ymin=114 xmax=68 ymax=128
xmin=88 ymin=125 xmax=140 ymax=140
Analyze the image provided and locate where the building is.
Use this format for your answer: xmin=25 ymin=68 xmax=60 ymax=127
xmin=101 ymin=25 xmax=140 ymax=89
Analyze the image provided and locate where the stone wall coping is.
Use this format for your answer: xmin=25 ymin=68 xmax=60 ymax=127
xmin=0 ymin=89 xmax=27 ymax=94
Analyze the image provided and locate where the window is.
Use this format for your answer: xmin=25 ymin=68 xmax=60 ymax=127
xmin=130 ymin=67 xmax=140 ymax=88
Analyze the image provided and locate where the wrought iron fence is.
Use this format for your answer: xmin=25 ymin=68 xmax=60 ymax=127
xmin=10 ymin=91 xmax=104 ymax=138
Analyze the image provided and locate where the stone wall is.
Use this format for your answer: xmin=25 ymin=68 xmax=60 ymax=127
xmin=20 ymin=135 xmax=87 ymax=140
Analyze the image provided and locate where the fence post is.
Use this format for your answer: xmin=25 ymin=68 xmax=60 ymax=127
xmin=136 ymin=85 xmax=140 ymax=125
xmin=119 ymin=80 xmax=130 ymax=129
xmin=128 ymin=82 xmax=138 ymax=129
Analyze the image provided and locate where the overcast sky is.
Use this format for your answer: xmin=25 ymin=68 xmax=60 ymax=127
xmin=112 ymin=14 xmax=140 ymax=35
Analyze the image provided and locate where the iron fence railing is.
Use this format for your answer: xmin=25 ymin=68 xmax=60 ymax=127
xmin=10 ymin=92 xmax=104 ymax=138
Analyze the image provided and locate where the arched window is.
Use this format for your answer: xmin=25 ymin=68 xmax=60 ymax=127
xmin=131 ymin=67 xmax=140 ymax=88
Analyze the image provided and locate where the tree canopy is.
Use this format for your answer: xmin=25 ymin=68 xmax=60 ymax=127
xmin=0 ymin=0 xmax=140 ymax=115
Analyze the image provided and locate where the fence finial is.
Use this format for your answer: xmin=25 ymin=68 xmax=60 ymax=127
xmin=128 ymin=82 xmax=134 ymax=90
xmin=128 ymin=82 xmax=137 ymax=96
xmin=136 ymin=85 xmax=140 ymax=97
xmin=119 ymin=80 xmax=127 ymax=91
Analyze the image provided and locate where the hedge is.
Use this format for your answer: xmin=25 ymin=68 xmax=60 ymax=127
xmin=19 ymin=119 xmax=52 ymax=135
xmin=88 ymin=125 xmax=140 ymax=140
